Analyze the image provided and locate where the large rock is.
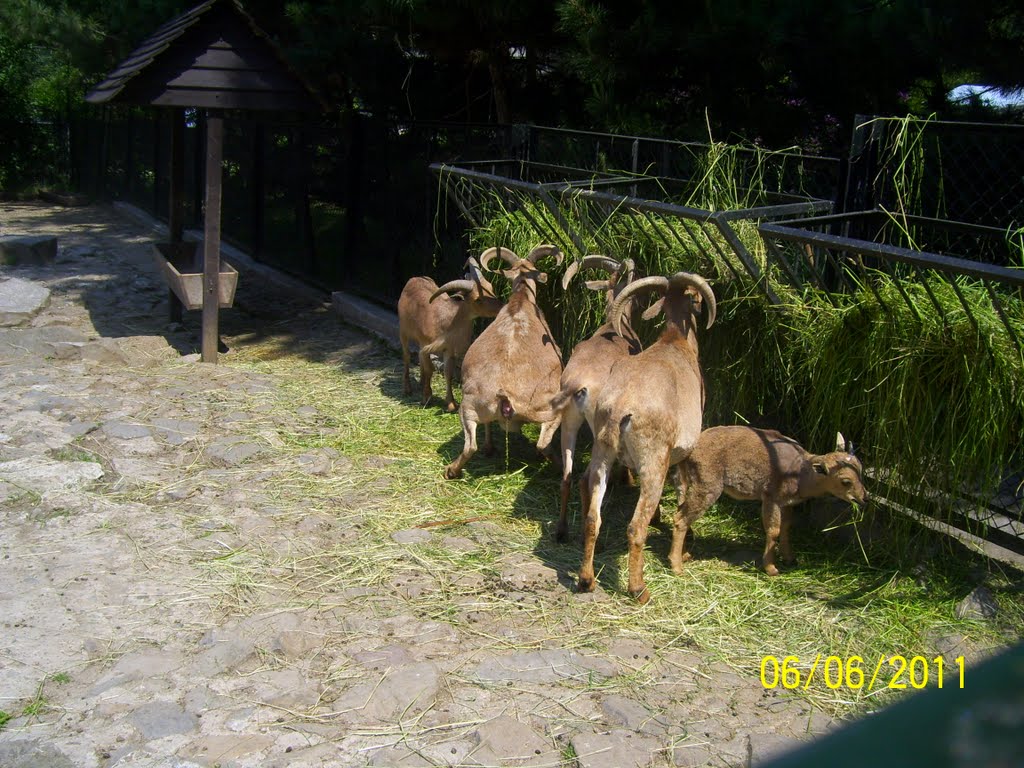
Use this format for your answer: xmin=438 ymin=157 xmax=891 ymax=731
xmin=0 ymin=456 xmax=104 ymax=501
xmin=0 ymin=235 xmax=57 ymax=265
xmin=955 ymin=586 xmax=999 ymax=620
xmin=0 ymin=277 xmax=51 ymax=326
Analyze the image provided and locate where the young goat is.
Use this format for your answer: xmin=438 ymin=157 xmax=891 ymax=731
xmin=670 ymin=427 xmax=867 ymax=576
xmin=549 ymin=255 xmax=642 ymax=542
xmin=577 ymin=272 xmax=716 ymax=603
xmin=397 ymin=255 xmax=502 ymax=412
xmin=444 ymin=244 xmax=564 ymax=479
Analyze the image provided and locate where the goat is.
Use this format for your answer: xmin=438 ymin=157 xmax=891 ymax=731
xmin=444 ymin=244 xmax=564 ymax=479
xmin=551 ymin=255 xmax=643 ymax=542
xmin=397 ymin=256 xmax=502 ymax=412
xmin=670 ymin=427 xmax=867 ymax=576
xmin=577 ymin=271 xmax=716 ymax=603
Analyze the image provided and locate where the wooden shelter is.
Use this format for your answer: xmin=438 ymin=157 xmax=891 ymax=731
xmin=86 ymin=0 xmax=321 ymax=362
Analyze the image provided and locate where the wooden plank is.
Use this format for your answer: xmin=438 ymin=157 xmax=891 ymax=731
xmin=162 ymin=68 xmax=300 ymax=92
xmin=202 ymin=114 xmax=224 ymax=363
xmin=163 ymin=46 xmax=280 ymax=72
xmin=145 ymin=89 xmax=317 ymax=111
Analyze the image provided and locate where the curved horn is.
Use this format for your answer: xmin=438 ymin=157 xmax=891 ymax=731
xmin=668 ymin=272 xmax=717 ymax=329
xmin=580 ymin=254 xmax=622 ymax=273
xmin=479 ymin=246 xmax=520 ymax=273
xmin=609 ymin=257 xmax=637 ymax=294
xmin=609 ymin=275 xmax=669 ymax=336
xmin=561 ymin=254 xmax=622 ymax=290
xmin=561 ymin=260 xmax=580 ymax=290
xmin=430 ymin=279 xmax=475 ymax=303
xmin=465 ymin=256 xmax=484 ymax=283
xmin=525 ymin=244 xmax=563 ymax=266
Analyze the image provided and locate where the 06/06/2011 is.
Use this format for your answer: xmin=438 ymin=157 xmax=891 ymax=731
xmin=759 ymin=654 xmax=965 ymax=692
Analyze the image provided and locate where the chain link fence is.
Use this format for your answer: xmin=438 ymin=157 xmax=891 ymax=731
xmin=844 ymin=115 xmax=1024 ymax=233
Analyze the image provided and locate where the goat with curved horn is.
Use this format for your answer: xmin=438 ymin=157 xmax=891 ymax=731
xmin=445 ymin=245 xmax=565 ymax=479
xmin=398 ymin=256 xmax=503 ymax=412
xmin=546 ymin=254 xmax=646 ymax=542
xmin=576 ymin=269 xmax=717 ymax=603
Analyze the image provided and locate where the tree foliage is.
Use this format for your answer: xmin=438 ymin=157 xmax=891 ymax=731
xmin=1 ymin=0 xmax=1022 ymax=191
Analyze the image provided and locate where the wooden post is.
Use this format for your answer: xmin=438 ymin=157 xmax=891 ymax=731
xmin=202 ymin=112 xmax=224 ymax=363
xmin=168 ymin=108 xmax=186 ymax=324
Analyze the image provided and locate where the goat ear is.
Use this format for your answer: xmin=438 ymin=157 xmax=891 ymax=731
xmin=641 ymin=297 xmax=665 ymax=321
xmin=537 ymin=272 xmax=549 ymax=284
xmin=502 ymin=269 xmax=518 ymax=280
xmin=812 ymin=460 xmax=829 ymax=475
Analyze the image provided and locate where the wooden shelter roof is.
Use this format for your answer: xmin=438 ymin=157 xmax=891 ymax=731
xmin=85 ymin=0 xmax=321 ymax=112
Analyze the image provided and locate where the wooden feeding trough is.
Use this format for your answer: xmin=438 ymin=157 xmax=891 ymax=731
xmin=152 ymin=242 xmax=238 ymax=310
xmin=85 ymin=0 xmax=322 ymax=362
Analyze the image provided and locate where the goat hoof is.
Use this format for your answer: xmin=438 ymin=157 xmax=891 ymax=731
xmin=670 ymin=553 xmax=692 ymax=574
xmin=445 ymin=401 xmax=457 ymax=413
xmin=444 ymin=466 xmax=462 ymax=480
xmin=630 ymin=585 xmax=652 ymax=605
xmin=764 ymin=564 xmax=780 ymax=576
xmin=554 ymin=527 xmax=569 ymax=544
xmin=577 ymin=576 xmax=595 ymax=593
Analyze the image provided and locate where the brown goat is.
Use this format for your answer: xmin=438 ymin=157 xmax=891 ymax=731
xmin=577 ymin=272 xmax=716 ymax=603
xmin=671 ymin=427 xmax=867 ymax=576
xmin=444 ymin=245 xmax=564 ymax=480
xmin=551 ymin=255 xmax=642 ymax=542
xmin=397 ymin=256 xmax=502 ymax=412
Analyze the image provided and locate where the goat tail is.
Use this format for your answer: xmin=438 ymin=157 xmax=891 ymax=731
xmin=548 ymin=387 xmax=574 ymax=415
xmin=535 ymin=412 xmax=562 ymax=452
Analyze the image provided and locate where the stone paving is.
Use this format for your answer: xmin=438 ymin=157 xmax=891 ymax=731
xmin=0 ymin=201 xmax=839 ymax=768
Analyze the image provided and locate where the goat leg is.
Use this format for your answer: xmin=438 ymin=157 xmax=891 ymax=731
xmin=626 ymin=453 xmax=670 ymax=603
xmin=760 ymin=500 xmax=783 ymax=576
xmin=445 ymin=409 xmax=479 ymax=479
xmin=443 ymin=354 xmax=457 ymax=412
xmin=401 ymin=336 xmax=413 ymax=396
xmin=577 ymin=459 xmax=611 ymax=593
xmin=556 ymin=413 xmax=581 ymax=542
xmin=779 ymin=507 xmax=795 ymax=564
xmin=418 ymin=349 xmax=434 ymax=406
xmin=668 ymin=465 xmax=699 ymax=573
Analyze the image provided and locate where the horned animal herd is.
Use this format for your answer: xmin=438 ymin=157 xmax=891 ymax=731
xmin=397 ymin=245 xmax=868 ymax=603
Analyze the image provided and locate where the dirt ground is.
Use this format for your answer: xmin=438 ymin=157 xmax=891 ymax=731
xmin=0 ymin=200 xmax=912 ymax=768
